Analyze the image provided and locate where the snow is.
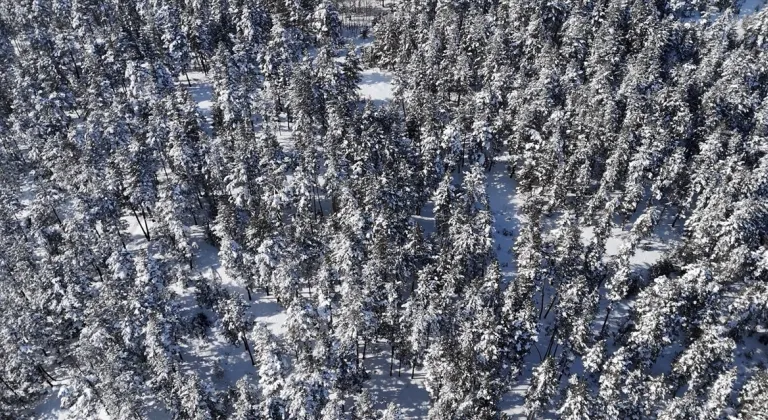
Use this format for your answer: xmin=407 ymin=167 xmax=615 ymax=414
xmin=358 ymin=68 xmax=394 ymax=104
xmin=35 ymin=392 xmax=111 ymax=420
xmin=487 ymin=156 xmax=524 ymax=284
xmin=190 ymin=228 xmax=288 ymax=336
xmin=184 ymin=71 xmax=214 ymax=133
xmin=739 ymin=0 xmax=766 ymax=16
xmin=361 ymin=342 xmax=430 ymax=417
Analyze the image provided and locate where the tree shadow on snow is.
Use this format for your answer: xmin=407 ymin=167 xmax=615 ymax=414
xmin=362 ymin=342 xmax=430 ymax=418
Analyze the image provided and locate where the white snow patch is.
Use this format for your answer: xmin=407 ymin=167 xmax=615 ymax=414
xmin=358 ymin=68 xmax=394 ymax=103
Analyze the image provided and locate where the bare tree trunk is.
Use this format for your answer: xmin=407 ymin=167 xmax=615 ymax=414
xmin=196 ymin=54 xmax=209 ymax=75
xmin=0 ymin=375 xmax=20 ymax=398
xmin=242 ymin=334 xmax=256 ymax=366
xmin=389 ymin=343 xmax=395 ymax=376
xmin=671 ymin=211 xmax=681 ymax=227
xmin=131 ymin=207 xmax=150 ymax=241
xmin=545 ymin=325 xmax=558 ymax=358
xmin=50 ymin=205 xmax=63 ymax=226
xmin=141 ymin=207 xmax=152 ymax=240
xmin=599 ymin=305 xmax=612 ymax=338
xmin=543 ymin=294 xmax=558 ymax=319
xmin=69 ymin=49 xmax=81 ymax=80
xmin=286 ymin=108 xmax=292 ymax=130
xmin=91 ymin=262 xmax=104 ymax=282
xmin=37 ymin=365 xmax=55 ymax=387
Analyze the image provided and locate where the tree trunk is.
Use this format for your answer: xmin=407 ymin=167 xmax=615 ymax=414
xmin=671 ymin=211 xmax=681 ymax=227
xmin=389 ymin=342 xmax=395 ymax=376
xmin=355 ymin=335 xmax=359 ymax=370
xmin=113 ymin=215 xmax=128 ymax=250
xmin=141 ymin=207 xmax=151 ymax=240
xmin=69 ymin=356 xmax=113 ymax=417
xmin=242 ymin=334 xmax=256 ymax=366
xmin=91 ymin=262 xmax=104 ymax=282
xmin=131 ymin=207 xmax=150 ymax=241
xmin=543 ymin=294 xmax=558 ymax=319
xmin=0 ymin=375 xmax=20 ymax=398
xmin=69 ymin=49 xmax=81 ymax=80
xmin=37 ymin=365 xmax=54 ymax=387
xmin=50 ymin=205 xmax=64 ymax=226
xmin=311 ymin=188 xmax=318 ymax=218
xmin=38 ymin=364 xmax=57 ymax=382
xmin=197 ymin=55 xmax=209 ymax=75
xmin=599 ymin=305 xmax=613 ymax=338
xmin=545 ymin=325 xmax=558 ymax=358
xmin=195 ymin=190 xmax=205 ymax=210
xmin=286 ymin=108 xmax=292 ymax=130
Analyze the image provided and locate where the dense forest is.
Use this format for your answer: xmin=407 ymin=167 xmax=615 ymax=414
xmin=0 ymin=0 xmax=767 ymax=418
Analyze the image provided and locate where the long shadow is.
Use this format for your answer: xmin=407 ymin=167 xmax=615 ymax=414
xmin=363 ymin=342 xmax=430 ymax=418
xmin=359 ymin=70 xmax=393 ymax=85
xmin=190 ymin=228 xmax=285 ymax=320
xmin=358 ymin=69 xmax=394 ymax=102
xmin=188 ymin=83 xmax=213 ymax=105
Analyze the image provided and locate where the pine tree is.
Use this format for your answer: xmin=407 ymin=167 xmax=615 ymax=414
xmin=250 ymin=323 xmax=286 ymax=418
xmin=312 ymin=1 xmax=342 ymax=47
xmin=381 ymin=401 xmax=404 ymax=419
xmin=738 ymin=371 xmax=768 ymax=419
xmin=231 ymin=377 xmax=260 ymax=420
xmin=176 ymin=371 xmax=219 ymax=420
xmin=558 ymin=374 xmax=594 ymax=420
xmin=353 ymin=388 xmax=377 ymax=420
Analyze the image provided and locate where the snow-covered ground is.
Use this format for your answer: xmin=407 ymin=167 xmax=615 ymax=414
xmin=358 ymin=68 xmax=394 ymax=104
xmin=739 ymin=0 xmax=766 ymax=16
